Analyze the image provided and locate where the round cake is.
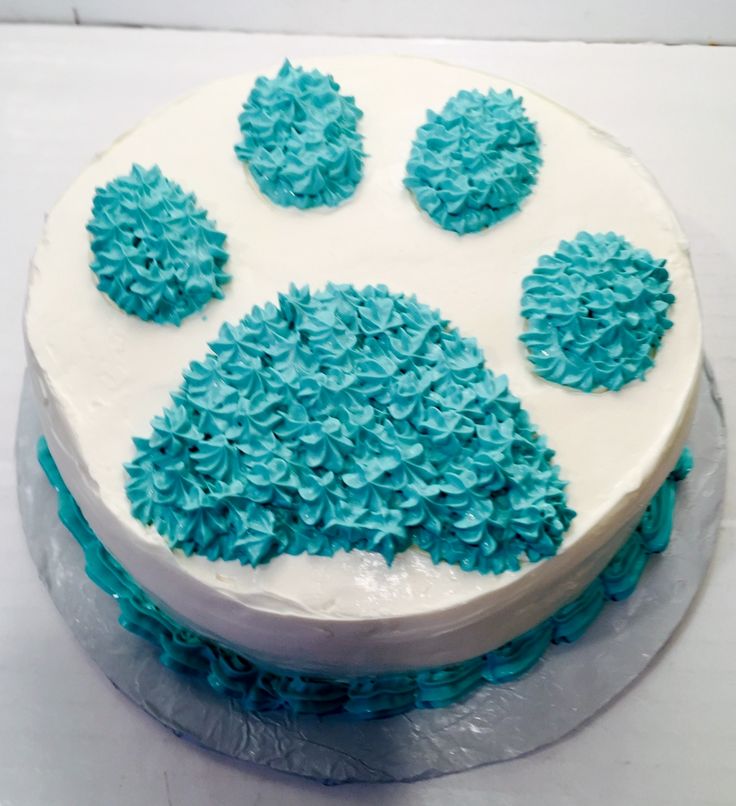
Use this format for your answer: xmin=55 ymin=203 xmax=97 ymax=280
xmin=24 ymin=56 xmax=701 ymax=709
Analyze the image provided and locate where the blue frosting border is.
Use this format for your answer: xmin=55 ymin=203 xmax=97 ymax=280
xmin=38 ymin=437 xmax=691 ymax=720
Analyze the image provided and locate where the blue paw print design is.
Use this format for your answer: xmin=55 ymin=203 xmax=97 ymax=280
xmin=88 ymin=164 xmax=229 ymax=325
xmin=74 ymin=61 xmax=685 ymax=716
xmin=84 ymin=62 xmax=677 ymax=572
xmin=404 ymin=87 xmax=542 ymax=235
xmin=234 ymin=60 xmax=365 ymax=209
xmin=520 ymin=232 xmax=675 ymax=392
xmin=125 ymin=284 xmax=575 ymax=573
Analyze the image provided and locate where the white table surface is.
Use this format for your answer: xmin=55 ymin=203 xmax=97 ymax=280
xmin=6 ymin=0 xmax=736 ymax=45
xmin=1 ymin=25 xmax=734 ymax=806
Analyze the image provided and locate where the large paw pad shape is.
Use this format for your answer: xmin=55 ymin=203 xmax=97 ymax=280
xmin=126 ymin=284 xmax=575 ymax=574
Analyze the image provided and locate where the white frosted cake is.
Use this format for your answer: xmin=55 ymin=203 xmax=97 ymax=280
xmin=24 ymin=56 xmax=701 ymax=717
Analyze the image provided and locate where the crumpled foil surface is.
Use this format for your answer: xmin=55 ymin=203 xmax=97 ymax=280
xmin=15 ymin=364 xmax=727 ymax=784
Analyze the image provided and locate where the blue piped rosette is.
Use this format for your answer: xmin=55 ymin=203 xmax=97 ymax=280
xmin=404 ymin=88 xmax=541 ymax=234
xmin=87 ymin=165 xmax=229 ymax=325
xmin=234 ymin=61 xmax=365 ymax=209
xmin=520 ymin=232 xmax=674 ymax=391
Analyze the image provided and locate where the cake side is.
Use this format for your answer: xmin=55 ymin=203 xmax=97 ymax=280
xmin=36 ymin=435 xmax=693 ymax=718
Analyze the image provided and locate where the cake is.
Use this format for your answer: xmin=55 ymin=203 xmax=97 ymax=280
xmin=24 ymin=56 xmax=701 ymax=718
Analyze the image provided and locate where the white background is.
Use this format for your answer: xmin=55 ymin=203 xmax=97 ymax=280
xmin=2 ymin=0 xmax=736 ymax=44
xmin=1 ymin=21 xmax=735 ymax=806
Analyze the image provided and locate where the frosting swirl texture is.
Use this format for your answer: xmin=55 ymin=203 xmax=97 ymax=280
xmin=126 ymin=284 xmax=574 ymax=574
xmin=404 ymin=88 xmax=541 ymax=234
xmin=520 ymin=232 xmax=675 ymax=391
xmin=234 ymin=60 xmax=365 ymax=209
xmin=87 ymin=165 xmax=229 ymax=325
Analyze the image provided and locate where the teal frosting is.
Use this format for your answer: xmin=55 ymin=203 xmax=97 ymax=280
xmin=38 ymin=438 xmax=691 ymax=719
xmin=87 ymin=165 xmax=230 ymax=325
xmin=404 ymin=88 xmax=541 ymax=235
xmin=234 ymin=60 xmax=365 ymax=209
xmin=520 ymin=232 xmax=675 ymax=392
xmin=125 ymin=284 xmax=574 ymax=574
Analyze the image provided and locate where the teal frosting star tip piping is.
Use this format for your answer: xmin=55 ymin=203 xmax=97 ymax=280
xmin=126 ymin=283 xmax=574 ymax=575
xmin=404 ymin=87 xmax=541 ymax=235
xmin=87 ymin=164 xmax=230 ymax=325
xmin=520 ymin=231 xmax=675 ymax=392
xmin=235 ymin=60 xmax=366 ymax=209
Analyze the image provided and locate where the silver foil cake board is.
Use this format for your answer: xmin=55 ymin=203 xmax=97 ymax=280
xmin=15 ymin=363 xmax=726 ymax=784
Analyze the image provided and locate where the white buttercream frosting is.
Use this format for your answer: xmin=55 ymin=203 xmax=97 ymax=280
xmin=24 ymin=56 xmax=701 ymax=674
